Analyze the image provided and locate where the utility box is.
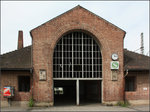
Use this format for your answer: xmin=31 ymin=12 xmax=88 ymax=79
xmin=3 ymin=86 xmax=15 ymax=98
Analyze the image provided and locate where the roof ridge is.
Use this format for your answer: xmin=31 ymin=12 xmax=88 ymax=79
xmin=30 ymin=5 xmax=125 ymax=33
xmin=30 ymin=5 xmax=80 ymax=33
xmin=124 ymin=49 xmax=150 ymax=58
xmin=78 ymin=5 xmax=125 ymax=32
xmin=1 ymin=45 xmax=31 ymax=56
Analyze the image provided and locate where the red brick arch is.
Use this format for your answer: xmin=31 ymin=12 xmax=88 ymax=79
xmin=48 ymin=23 xmax=112 ymax=103
xmin=49 ymin=23 xmax=111 ymax=65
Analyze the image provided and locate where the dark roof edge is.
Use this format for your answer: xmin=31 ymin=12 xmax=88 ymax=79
xmin=30 ymin=5 xmax=126 ymax=34
xmin=124 ymin=69 xmax=149 ymax=72
xmin=1 ymin=68 xmax=33 ymax=71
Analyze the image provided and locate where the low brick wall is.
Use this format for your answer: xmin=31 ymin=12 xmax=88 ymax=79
xmin=125 ymin=71 xmax=149 ymax=105
xmin=1 ymin=71 xmax=32 ymax=102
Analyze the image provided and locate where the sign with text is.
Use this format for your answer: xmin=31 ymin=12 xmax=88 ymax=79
xmin=111 ymin=61 xmax=119 ymax=70
xmin=39 ymin=69 xmax=46 ymax=81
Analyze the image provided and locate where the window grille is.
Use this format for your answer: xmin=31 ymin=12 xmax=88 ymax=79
xmin=18 ymin=76 xmax=30 ymax=92
xmin=53 ymin=32 xmax=102 ymax=78
xmin=125 ymin=76 xmax=136 ymax=91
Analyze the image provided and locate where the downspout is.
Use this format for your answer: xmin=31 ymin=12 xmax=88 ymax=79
xmin=30 ymin=68 xmax=33 ymax=97
xmin=124 ymin=69 xmax=128 ymax=77
xmin=123 ymin=69 xmax=128 ymax=102
xmin=30 ymin=32 xmax=34 ymax=99
xmin=31 ymin=39 xmax=34 ymax=100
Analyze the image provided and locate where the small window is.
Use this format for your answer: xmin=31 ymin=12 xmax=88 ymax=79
xmin=54 ymin=87 xmax=64 ymax=95
xmin=125 ymin=76 xmax=136 ymax=91
xmin=18 ymin=76 xmax=30 ymax=92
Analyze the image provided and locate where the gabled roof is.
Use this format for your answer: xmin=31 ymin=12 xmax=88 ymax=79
xmin=31 ymin=5 xmax=125 ymax=33
xmin=0 ymin=46 xmax=149 ymax=72
xmin=0 ymin=46 xmax=32 ymax=70
xmin=124 ymin=49 xmax=150 ymax=71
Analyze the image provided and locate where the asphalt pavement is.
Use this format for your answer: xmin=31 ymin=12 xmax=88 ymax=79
xmin=1 ymin=103 xmax=149 ymax=112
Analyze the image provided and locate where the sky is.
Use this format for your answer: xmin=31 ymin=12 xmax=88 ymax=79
xmin=1 ymin=1 xmax=149 ymax=56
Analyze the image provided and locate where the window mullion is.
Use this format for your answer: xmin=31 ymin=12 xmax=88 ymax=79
xmin=92 ymin=38 xmax=94 ymax=78
xmin=82 ymin=33 xmax=84 ymax=78
xmin=72 ymin=33 xmax=74 ymax=78
xmin=62 ymin=37 xmax=63 ymax=78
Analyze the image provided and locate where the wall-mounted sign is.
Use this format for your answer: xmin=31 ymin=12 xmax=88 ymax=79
xmin=3 ymin=86 xmax=14 ymax=97
xmin=4 ymin=87 xmax=11 ymax=97
xmin=111 ymin=53 xmax=118 ymax=61
xmin=39 ymin=69 xmax=46 ymax=81
xmin=143 ymin=87 xmax=147 ymax=91
xmin=111 ymin=61 xmax=119 ymax=70
xmin=111 ymin=71 xmax=118 ymax=81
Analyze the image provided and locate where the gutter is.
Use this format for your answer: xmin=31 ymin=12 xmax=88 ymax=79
xmin=1 ymin=68 xmax=33 ymax=73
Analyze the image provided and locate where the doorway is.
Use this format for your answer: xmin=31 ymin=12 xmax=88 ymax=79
xmin=54 ymin=80 xmax=76 ymax=106
xmin=80 ymin=80 xmax=101 ymax=104
xmin=54 ymin=80 xmax=102 ymax=106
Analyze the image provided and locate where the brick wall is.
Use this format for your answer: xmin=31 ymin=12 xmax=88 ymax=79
xmin=30 ymin=6 xmax=125 ymax=104
xmin=125 ymin=71 xmax=149 ymax=101
xmin=0 ymin=71 xmax=32 ymax=101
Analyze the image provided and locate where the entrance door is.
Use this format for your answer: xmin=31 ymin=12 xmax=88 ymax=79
xmin=54 ymin=80 xmax=76 ymax=105
xmin=80 ymin=80 xmax=101 ymax=104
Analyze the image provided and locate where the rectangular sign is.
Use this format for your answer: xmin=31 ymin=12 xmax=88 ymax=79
xmin=111 ymin=61 xmax=119 ymax=70
xmin=39 ymin=69 xmax=47 ymax=81
xmin=3 ymin=86 xmax=11 ymax=97
xmin=111 ymin=71 xmax=118 ymax=81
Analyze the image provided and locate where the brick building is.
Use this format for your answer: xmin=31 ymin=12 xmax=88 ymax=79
xmin=0 ymin=5 xmax=149 ymax=107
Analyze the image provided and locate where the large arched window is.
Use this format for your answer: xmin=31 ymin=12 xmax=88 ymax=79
xmin=53 ymin=31 xmax=102 ymax=78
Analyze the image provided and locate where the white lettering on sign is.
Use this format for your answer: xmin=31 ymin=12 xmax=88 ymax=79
xmin=143 ymin=87 xmax=147 ymax=91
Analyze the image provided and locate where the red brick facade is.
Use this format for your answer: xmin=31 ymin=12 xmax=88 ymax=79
xmin=125 ymin=71 xmax=149 ymax=102
xmin=1 ymin=71 xmax=32 ymax=101
xmin=1 ymin=6 xmax=149 ymax=107
xmin=30 ymin=6 xmax=125 ymax=104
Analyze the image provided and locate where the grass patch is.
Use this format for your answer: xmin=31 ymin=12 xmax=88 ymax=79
xmin=116 ymin=101 xmax=130 ymax=107
xmin=28 ymin=97 xmax=34 ymax=107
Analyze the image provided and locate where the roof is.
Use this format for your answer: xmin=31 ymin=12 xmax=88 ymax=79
xmin=124 ymin=49 xmax=150 ymax=71
xmin=0 ymin=46 xmax=32 ymax=70
xmin=30 ymin=5 xmax=125 ymax=33
xmin=0 ymin=46 xmax=149 ymax=71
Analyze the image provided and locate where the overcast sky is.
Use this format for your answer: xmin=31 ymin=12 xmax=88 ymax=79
xmin=1 ymin=1 xmax=149 ymax=55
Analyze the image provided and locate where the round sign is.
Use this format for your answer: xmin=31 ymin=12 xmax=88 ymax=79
xmin=112 ymin=53 xmax=118 ymax=60
xmin=112 ymin=61 xmax=119 ymax=69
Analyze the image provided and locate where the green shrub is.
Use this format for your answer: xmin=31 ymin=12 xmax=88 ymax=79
xmin=28 ymin=97 xmax=34 ymax=107
xmin=116 ymin=101 xmax=130 ymax=107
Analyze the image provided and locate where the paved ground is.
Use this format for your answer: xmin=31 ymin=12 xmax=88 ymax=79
xmin=1 ymin=104 xmax=149 ymax=112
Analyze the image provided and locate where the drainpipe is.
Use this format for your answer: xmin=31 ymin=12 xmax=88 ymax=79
xmin=30 ymin=32 xmax=33 ymax=100
xmin=30 ymin=68 xmax=33 ymax=99
xmin=124 ymin=69 xmax=128 ymax=78
xmin=123 ymin=69 xmax=128 ymax=102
